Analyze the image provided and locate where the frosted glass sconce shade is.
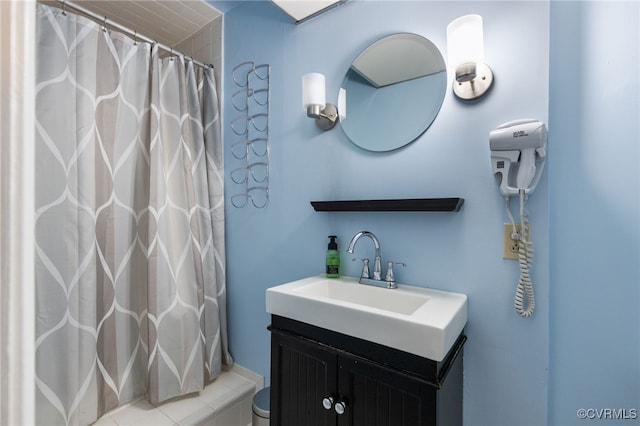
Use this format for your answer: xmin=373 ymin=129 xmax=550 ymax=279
xmin=446 ymin=14 xmax=493 ymax=101
xmin=302 ymin=72 xmax=326 ymax=111
xmin=447 ymin=15 xmax=485 ymax=71
xmin=301 ymin=72 xmax=338 ymax=131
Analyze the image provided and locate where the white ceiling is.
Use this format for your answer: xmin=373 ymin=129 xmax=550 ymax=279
xmin=57 ymin=0 xmax=222 ymax=47
xmin=272 ymin=0 xmax=341 ymax=23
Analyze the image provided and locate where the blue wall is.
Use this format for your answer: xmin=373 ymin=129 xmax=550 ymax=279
xmin=548 ymin=1 xmax=640 ymax=425
xmin=217 ymin=1 xmax=640 ymax=423
xmin=220 ymin=2 xmax=551 ymax=425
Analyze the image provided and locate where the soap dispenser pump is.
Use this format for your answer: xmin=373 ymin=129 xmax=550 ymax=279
xmin=326 ymin=235 xmax=340 ymax=278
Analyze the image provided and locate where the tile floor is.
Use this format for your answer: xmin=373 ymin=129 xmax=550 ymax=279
xmin=92 ymin=365 xmax=263 ymax=426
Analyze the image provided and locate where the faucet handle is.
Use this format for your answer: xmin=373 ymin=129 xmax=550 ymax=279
xmin=352 ymin=257 xmax=370 ymax=279
xmin=385 ymin=261 xmax=407 ymax=283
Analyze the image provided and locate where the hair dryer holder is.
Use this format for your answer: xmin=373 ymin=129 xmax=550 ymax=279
xmin=491 ymin=149 xmax=546 ymax=196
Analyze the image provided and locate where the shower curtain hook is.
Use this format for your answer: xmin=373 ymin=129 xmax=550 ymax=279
xmin=61 ymin=0 xmax=67 ymax=16
xmin=102 ymin=16 xmax=107 ymax=33
xmin=133 ymin=31 xmax=138 ymax=45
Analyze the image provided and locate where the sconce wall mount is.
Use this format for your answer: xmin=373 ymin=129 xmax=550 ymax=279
xmin=447 ymin=14 xmax=494 ymax=101
xmin=453 ymin=62 xmax=493 ymax=101
xmin=306 ymin=103 xmax=338 ymax=130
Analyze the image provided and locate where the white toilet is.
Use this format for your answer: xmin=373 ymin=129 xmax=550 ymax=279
xmin=252 ymin=387 xmax=270 ymax=426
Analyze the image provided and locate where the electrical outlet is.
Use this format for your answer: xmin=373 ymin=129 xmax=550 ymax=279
xmin=503 ymin=223 xmax=523 ymax=260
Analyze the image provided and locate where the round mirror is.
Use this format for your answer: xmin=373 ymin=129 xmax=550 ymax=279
xmin=339 ymin=33 xmax=447 ymax=152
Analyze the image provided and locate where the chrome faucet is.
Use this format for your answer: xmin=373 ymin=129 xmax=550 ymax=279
xmin=347 ymin=231 xmax=405 ymax=289
xmin=347 ymin=231 xmax=382 ymax=280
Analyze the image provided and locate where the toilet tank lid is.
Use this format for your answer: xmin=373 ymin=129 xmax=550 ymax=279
xmin=253 ymin=387 xmax=270 ymax=417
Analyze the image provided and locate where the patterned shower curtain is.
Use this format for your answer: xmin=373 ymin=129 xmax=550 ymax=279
xmin=34 ymin=5 xmax=231 ymax=425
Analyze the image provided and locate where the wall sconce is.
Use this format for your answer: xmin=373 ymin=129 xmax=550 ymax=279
xmin=302 ymin=72 xmax=338 ymax=130
xmin=446 ymin=14 xmax=493 ymax=101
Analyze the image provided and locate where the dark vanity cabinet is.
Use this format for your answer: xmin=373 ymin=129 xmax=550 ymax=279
xmin=270 ymin=316 xmax=465 ymax=426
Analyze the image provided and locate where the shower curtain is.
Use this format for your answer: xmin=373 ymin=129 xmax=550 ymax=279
xmin=34 ymin=5 xmax=231 ymax=425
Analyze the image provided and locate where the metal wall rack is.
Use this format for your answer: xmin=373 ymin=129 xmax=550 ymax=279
xmin=230 ymin=61 xmax=271 ymax=208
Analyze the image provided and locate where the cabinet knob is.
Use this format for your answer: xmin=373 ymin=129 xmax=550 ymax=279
xmin=322 ymin=397 xmax=334 ymax=410
xmin=334 ymin=401 xmax=347 ymax=415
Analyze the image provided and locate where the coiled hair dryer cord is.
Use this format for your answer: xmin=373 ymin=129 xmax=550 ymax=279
xmin=514 ymin=191 xmax=535 ymax=317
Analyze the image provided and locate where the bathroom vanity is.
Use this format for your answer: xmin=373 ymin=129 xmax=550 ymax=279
xmin=266 ymin=275 xmax=467 ymax=426
xmin=269 ymin=316 xmax=465 ymax=426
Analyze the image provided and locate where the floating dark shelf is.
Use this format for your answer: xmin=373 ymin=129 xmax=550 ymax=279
xmin=310 ymin=198 xmax=464 ymax=212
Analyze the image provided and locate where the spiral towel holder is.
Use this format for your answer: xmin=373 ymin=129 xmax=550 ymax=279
xmin=230 ymin=61 xmax=271 ymax=208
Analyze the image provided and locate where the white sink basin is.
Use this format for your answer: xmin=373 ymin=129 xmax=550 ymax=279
xmin=266 ymin=275 xmax=467 ymax=362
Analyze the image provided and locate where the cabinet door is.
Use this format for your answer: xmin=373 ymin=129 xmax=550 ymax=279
xmin=337 ymin=354 xmax=437 ymax=426
xmin=271 ymin=330 xmax=338 ymax=426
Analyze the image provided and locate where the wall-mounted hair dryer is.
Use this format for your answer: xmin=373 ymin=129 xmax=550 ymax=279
xmin=490 ymin=119 xmax=547 ymax=196
xmin=490 ymin=119 xmax=548 ymax=318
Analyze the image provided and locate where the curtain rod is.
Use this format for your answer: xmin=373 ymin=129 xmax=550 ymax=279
xmin=51 ymin=0 xmax=211 ymax=69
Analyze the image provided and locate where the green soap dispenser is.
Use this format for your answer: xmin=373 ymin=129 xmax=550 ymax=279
xmin=326 ymin=235 xmax=340 ymax=278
